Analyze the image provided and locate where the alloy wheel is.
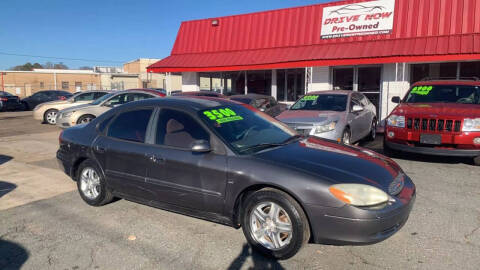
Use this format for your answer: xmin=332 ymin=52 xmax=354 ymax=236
xmin=371 ymin=121 xmax=377 ymax=139
xmin=249 ymin=201 xmax=293 ymax=250
xmin=79 ymin=167 xmax=101 ymax=200
xmin=343 ymin=130 xmax=351 ymax=145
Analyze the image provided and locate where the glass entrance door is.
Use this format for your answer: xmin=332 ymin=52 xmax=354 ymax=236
xmin=358 ymin=67 xmax=382 ymax=117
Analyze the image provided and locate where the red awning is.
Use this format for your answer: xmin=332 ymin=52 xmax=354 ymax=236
xmin=148 ymin=34 xmax=480 ymax=72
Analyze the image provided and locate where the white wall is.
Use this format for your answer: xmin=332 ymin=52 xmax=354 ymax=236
xmin=181 ymin=72 xmax=200 ymax=92
xmin=308 ymin=66 xmax=331 ymax=92
xmin=380 ymin=63 xmax=411 ymax=122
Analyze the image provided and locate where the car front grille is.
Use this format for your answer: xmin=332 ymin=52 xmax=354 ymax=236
xmin=406 ymin=117 xmax=462 ymax=133
xmin=285 ymin=123 xmax=313 ymax=136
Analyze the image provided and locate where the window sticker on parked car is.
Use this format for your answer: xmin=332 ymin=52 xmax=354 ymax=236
xmin=301 ymin=95 xmax=319 ymax=101
xmin=411 ymin=86 xmax=433 ymax=95
xmin=203 ymin=108 xmax=243 ymax=124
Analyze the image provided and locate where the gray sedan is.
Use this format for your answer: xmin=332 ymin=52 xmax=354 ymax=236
xmin=276 ymin=91 xmax=377 ymax=144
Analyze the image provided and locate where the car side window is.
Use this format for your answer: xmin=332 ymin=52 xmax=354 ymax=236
xmin=94 ymin=92 xmax=107 ymax=99
xmin=155 ymin=109 xmax=210 ymax=149
xmin=74 ymin=92 xmax=95 ymax=102
xmin=350 ymin=96 xmax=361 ymax=111
xmin=129 ymin=93 xmax=154 ymax=102
xmin=103 ymin=94 xmax=127 ymax=107
xmin=107 ymin=109 xmax=153 ymax=143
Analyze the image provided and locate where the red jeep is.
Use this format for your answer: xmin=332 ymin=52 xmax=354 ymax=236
xmin=384 ymin=79 xmax=480 ymax=165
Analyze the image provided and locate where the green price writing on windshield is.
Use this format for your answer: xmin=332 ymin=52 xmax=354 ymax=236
xmin=302 ymin=95 xmax=319 ymax=101
xmin=203 ymin=108 xmax=244 ymax=124
xmin=411 ymin=86 xmax=433 ymax=95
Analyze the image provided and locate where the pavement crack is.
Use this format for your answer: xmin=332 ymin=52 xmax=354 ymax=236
xmin=347 ymin=248 xmax=385 ymax=269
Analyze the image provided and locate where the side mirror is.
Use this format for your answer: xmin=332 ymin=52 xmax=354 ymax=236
xmin=352 ymin=104 xmax=364 ymax=113
xmin=191 ymin=140 xmax=211 ymax=153
xmin=391 ymin=96 xmax=401 ymax=104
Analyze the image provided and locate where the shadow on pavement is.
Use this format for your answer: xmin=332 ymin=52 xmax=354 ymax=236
xmin=358 ymin=135 xmax=475 ymax=166
xmin=0 ymin=239 xmax=29 ymax=270
xmin=0 ymin=155 xmax=12 ymax=165
xmin=227 ymin=244 xmax=285 ymax=270
xmin=0 ymin=181 xmax=17 ymax=198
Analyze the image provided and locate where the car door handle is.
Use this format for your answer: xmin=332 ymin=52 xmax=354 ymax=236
xmin=146 ymin=154 xmax=165 ymax=164
xmin=95 ymin=146 xmax=106 ymax=153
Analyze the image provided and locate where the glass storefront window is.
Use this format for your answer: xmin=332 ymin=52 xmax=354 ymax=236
xmin=276 ymin=69 xmax=305 ymax=102
xmin=333 ymin=68 xmax=354 ymax=90
xmin=460 ymin=62 xmax=480 ymax=79
xmin=247 ymin=70 xmax=271 ymax=96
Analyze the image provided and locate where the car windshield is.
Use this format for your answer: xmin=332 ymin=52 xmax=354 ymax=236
xmin=290 ymin=94 xmax=348 ymax=111
xmin=405 ymin=85 xmax=480 ymax=104
xmin=91 ymin=93 xmax=115 ymax=105
xmin=198 ymin=104 xmax=297 ymax=154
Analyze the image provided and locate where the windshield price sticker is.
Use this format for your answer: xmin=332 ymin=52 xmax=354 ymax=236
xmin=411 ymin=86 xmax=433 ymax=95
xmin=203 ymin=108 xmax=243 ymax=124
xmin=302 ymin=95 xmax=319 ymax=101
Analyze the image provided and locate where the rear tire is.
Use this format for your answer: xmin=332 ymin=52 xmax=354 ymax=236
xmin=341 ymin=128 xmax=351 ymax=145
xmin=241 ymin=188 xmax=310 ymax=260
xmin=43 ymin=109 xmax=58 ymax=125
xmin=77 ymin=114 xmax=95 ymax=125
xmin=76 ymin=160 xmax=114 ymax=206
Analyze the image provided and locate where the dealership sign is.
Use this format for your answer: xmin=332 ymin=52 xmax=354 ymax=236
xmin=321 ymin=0 xmax=396 ymax=39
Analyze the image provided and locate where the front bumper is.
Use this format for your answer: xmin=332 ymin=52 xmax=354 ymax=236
xmin=385 ymin=140 xmax=480 ymax=157
xmin=55 ymin=115 xmax=73 ymax=128
xmin=305 ymin=178 xmax=416 ymax=245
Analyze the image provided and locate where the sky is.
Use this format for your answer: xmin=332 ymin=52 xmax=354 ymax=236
xmin=0 ymin=0 xmax=331 ymax=70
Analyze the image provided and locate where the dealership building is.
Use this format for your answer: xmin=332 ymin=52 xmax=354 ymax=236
xmin=148 ymin=0 xmax=480 ymax=122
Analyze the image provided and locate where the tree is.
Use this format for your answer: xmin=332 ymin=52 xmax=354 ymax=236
xmin=79 ymin=66 xmax=93 ymax=70
xmin=53 ymin=62 xmax=68 ymax=69
xmin=10 ymin=62 xmax=34 ymax=71
xmin=44 ymin=62 xmax=54 ymax=69
xmin=32 ymin=63 xmax=43 ymax=69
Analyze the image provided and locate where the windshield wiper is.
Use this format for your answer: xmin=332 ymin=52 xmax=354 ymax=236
xmin=239 ymin=135 xmax=303 ymax=153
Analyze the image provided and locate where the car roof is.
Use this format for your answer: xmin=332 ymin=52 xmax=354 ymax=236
xmin=306 ymin=90 xmax=352 ymax=95
xmin=119 ymin=96 xmax=241 ymax=112
xmin=229 ymin=94 xmax=271 ymax=99
xmin=413 ymin=80 xmax=480 ymax=86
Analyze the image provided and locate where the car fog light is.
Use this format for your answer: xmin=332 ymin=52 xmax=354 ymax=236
xmin=474 ymin=137 xmax=480 ymax=145
xmin=388 ymin=131 xmax=395 ymax=138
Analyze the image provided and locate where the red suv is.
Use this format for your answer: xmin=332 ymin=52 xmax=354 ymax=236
xmin=384 ymin=79 xmax=480 ymax=165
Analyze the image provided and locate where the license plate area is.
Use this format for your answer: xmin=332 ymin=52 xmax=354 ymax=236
xmin=420 ymin=134 xmax=441 ymax=145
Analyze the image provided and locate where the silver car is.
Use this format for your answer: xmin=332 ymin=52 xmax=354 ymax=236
xmin=56 ymin=89 xmax=163 ymax=128
xmin=276 ymin=91 xmax=377 ymax=144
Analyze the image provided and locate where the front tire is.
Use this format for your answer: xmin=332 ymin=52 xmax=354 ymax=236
xmin=76 ymin=160 xmax=114 ymax=206
xmin=43 ymin=109 xmax=58 ymax=125
xmin=77 ymin=114 xmax=95 ymax=125
xmin=341 ymin=127 xmax=351 ymax=145
xmin=368 ymin=119 xmax=377 ymax=141
xmin=241 ymin=188 xmax=310 ymax=260
xmin=474 ymin=156 xmax=480 ymax=166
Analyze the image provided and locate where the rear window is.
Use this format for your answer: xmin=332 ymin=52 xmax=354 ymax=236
xmin=107 ymin=109 xmax=153 ymax=143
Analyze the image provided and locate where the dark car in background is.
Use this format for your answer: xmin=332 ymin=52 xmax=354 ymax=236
xmin=229 ymin=94 xmax=287 ymax=117
xmin=57 ymin=97 xmax=415 ymax=259
xmin=21 ymin=90 xmax=73 ymax=110
xmin=172 ymin=90 xmax=226 ymax=98
xmin=0 ymin=91 xmax=22 ymax=111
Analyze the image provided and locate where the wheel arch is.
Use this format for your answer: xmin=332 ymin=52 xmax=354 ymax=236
xmin=232 ymin=183 xmax=315 ymax=243
xmin=76 ymin=114 xmax=96 ymax=125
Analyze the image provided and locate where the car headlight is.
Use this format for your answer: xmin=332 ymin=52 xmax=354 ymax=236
xmin=314 ymin=122 xmax=336 ymax=134
xmin=462 ymin=118 xmax=480 ymax=132
xmin=62 ymin=112 xmax=74 ymax=118
xmin=329 ymin=184 xmax=390 ymax=206
xmin=387 ymin=115 xmax=405 ymax=128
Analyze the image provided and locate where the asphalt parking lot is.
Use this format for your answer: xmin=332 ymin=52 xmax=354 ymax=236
xmin=1 ymin=111 xmax=479 ymax=270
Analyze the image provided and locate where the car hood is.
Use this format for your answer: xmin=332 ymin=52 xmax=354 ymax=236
xmin=253 ymin=137 xmax=402 ymax=192
xmin=276 ymin=110 xmax=342 ymax=124
xmin=60 ymin=103 xmax=96 ymax=113
xmin=394 ymin=103 xmax=480 ymax=118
